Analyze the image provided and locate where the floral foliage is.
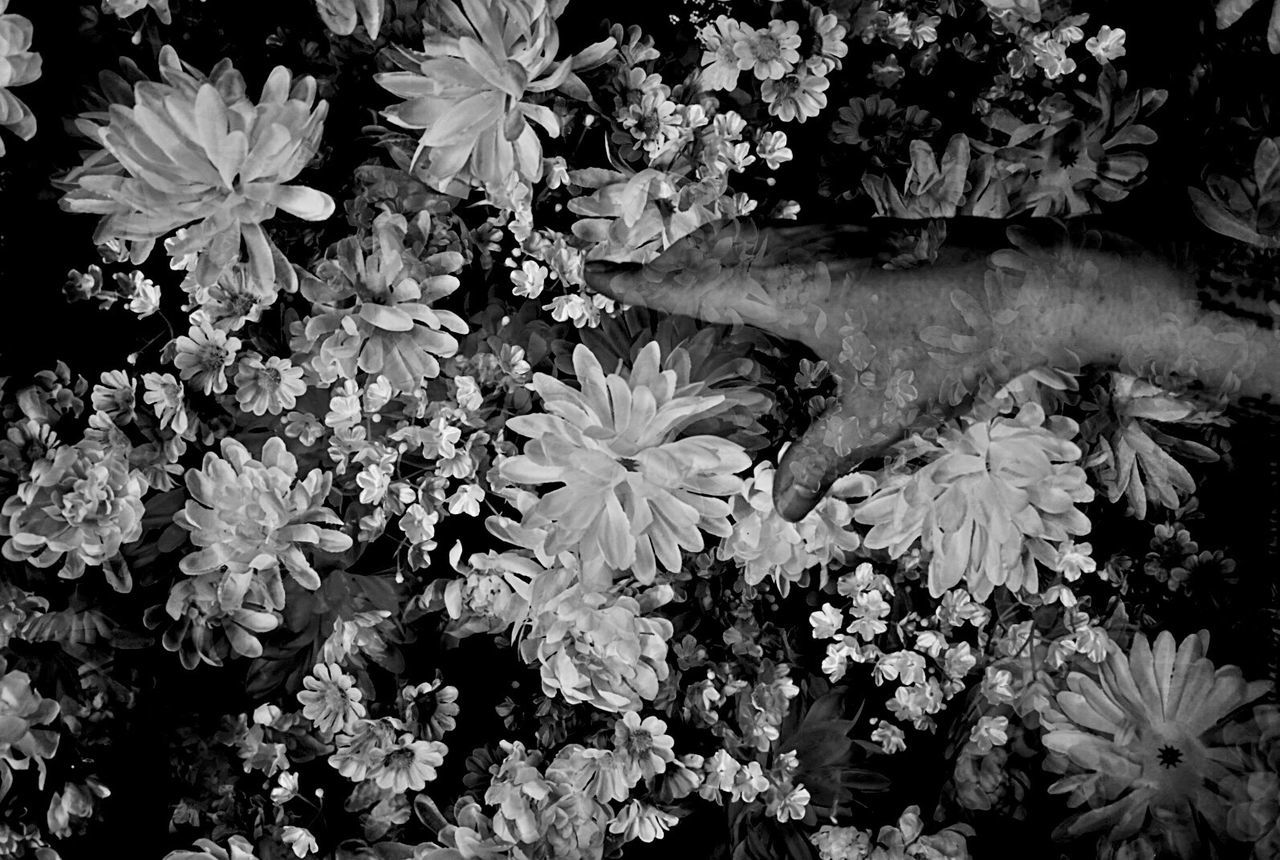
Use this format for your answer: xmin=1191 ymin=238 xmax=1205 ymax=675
xmin=0 ymin=2 xmax=1275 ymax=860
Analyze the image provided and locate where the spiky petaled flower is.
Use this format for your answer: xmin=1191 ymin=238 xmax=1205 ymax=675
xmin=1041 ymin=630 xmax=1272 ymax=856
xmin=500 ymin=342 xmax=751 ymax=584
xmin=855 ymin=402 xmax=1093 ymax=600
xmin=517 ymin=569 xmax=673 ymax=713
xmin=301 ymin=211 xmax=467 ymax=392
xmin=314 ymin=0 xmax=382 ymax=39
xmin=375 ymin=0 xmax=615 ymax=194
xmin=1 ymin=440 xmax=148 ymax=592
xmin=174 ymin=436 xmax=352 ymax=612
xmin=0 ymin=0 xmax=41 ymax=156
xmin=60 ymin=46 xmax=333 ymax=291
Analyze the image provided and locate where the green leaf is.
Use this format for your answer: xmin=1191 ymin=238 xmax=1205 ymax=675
xmin=1189 ymin=186 xmax=1278 ymax=247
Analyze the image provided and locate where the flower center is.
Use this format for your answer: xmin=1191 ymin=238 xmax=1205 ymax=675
xmin=1156 ymin=744 xmax=1183 ymax=769
xmin=755 ymin=34 xmax=782 ymax=62
xmin=625 ymin=729 xmax=653 ymax=758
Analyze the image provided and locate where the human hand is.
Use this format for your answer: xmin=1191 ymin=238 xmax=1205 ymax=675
xmin=583 ymin=219 xmax=1280 ymax=523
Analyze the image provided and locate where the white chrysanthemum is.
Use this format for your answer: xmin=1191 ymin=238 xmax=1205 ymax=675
xmin=855 ymin=402 xmax=1094 ymax=600
xmin=720 ymin=462 xmax=862 ymax=596
xmin=517 ymin=570 xmax=673 ymax=713
xmin=375 ymin=0 xmax=614 ymax=193
xmin=174 ymin=437 xmax=352 ymax=611
xmin=0 ymin=0 xmax=42 ymax=156
xmin=501 ymin=342 xmax=751 ymax=584
xmin=60 ymin=46 xmax=333 ymax=290
xmin=1 ymin=440 xmax=148 ymax=592
xmin=1042 ymin=630 xmax=1272 ymax=853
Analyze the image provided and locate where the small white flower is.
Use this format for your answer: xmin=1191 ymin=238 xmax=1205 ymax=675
xmin=511 ymin=259 xmax=549 ymax=299
xmin=281 ymin=825 xmax=318 ymax=859
xmin=969 ymin=715 xmax=1009 ymax=754
xmin=1086 ymin=26 xmax=1127 ymax=63
xmin=809 ymin=603 xmax=844 ymax=639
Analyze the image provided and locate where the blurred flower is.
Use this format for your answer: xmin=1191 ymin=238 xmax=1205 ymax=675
xmin=376 ymin=0 xmax=614 ymax=193
xmin=1087 ymin=26 xmax=1127 ymax=62
xmin=173 ymin=323 xmax=242 ymax=396
xmin=1 ymin=439 xmax=148 ymax=592
xmin=1042 ymin=630 xmax=1272 ymax=853
xmin=0 ymin=656 xmax=60 ymax=792
xmin=762 ymin=70 xmax=829 ymax=123
xmin=234 ymin=354 xmax=306 ymax=416
xmin=174 ymin=436 xmax=352 ymax=610
xmin=302 ymin=212 xmax=467 ymax=392
xmin=856 ymin=402 xmax=1094 ymax=600
xmin=501 ymin=342 xmax=750 ymax=584
xmin=313 ymin=0 xmax=381 ymax=39
xmin=0 ymin=0 xmax=41 ymax=156
xmin=60 ymin=47 xmax=332 ymax=289
xmin=297 ymin=663 xmax=365 ymax=735
xmin=102 ymin=0 xmax=171 ymax=23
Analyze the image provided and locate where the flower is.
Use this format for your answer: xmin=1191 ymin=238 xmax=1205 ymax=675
xmin=297 ymin=663 xmax=366 ymax=735
xmin=519 ymin=573 xmax=673 ymax=713
xmin=762 ymin=71 xmax=830 ymax=123
xmin=1042 ymin=630 xmax=1273 ymax=852
xmin=369 ymin=733 xmax=447 ymax=793
xmin=174 ymin=436 xmax=352 ymax=610
xmin=142 ymin=372 xmax=191 ymax=436
xmin=173 ymin=323 xmax=242 ymax=396
xmin=301 ymin=212 xmax=468 ymax=392
xmin=756 ymin=130 xmax=793 ymax=169
xmin=0 ymin=656 xmax=61 ymax=790
xmin=803 ymin=6 xmax=849 ymax=75
xmin=60 ymin=47 xmax=333 ymax=289
xmin=402 ymin=679 xmax=460 ymax=740
xmin=500 ymin=342 xmax=750 ymax=584
xmin=102 ymin=0 xmax=171 ymax=23
xmin=612 ymin=710 xmax=676 ymax=781
xmin=280 ymin=826 xmax=317 ymax=859
xmin=719 ymin=462 xmax=861 ymax=596
xmin=855 ymin=402 xmax=1094 ymax=600
xmin=375 ymin=0 xmax=614 ymax=193
xmin=832 ymin=95 xmax=898 ymax=149
xmin=1087 ymin=25 xmax=1127 ymax=62
xmin=511 ymin=259 xmax=548 ymax=299
xmin=234 ymin=354 xmax=306 ymax=416
xmin=697 ymin=15 xmax=747 ymax=91
xmin=620 ymin=89 xmax=683 ymax=160
xmin=91 ymin=370 xmax=137 ymax=425
xmin=1 ymin=440 xmax=148 ymax=592
xmin=313 ymin=0 xmax=381 ymax=39
xmin=608 ymin=800 xmax=678 ymax=843
xmin=162 ymin=835 xmax=259 ymax=860
xmin=0 ymin=0 xmax=41 ymax=156
xmin=735 ymin=20 xmax=802 ymax=81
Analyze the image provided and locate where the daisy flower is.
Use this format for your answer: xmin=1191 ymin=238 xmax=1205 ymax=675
xmin=91 ymin=370 xmax=136 ymax=425
xmin=620 ymin=89 xmax=683 ymax=160
xmin=698 ymin=15 xmax=748 ymax=92
xmin=735 ymin=20 xmax=802 ymax=81
xmin=402 ymin=679 xmax=460 ymax=741
xmin=234 ymin=354 xmax=307 ymax=416
xmin=369 ymin=734 xmax=447 ymax=793
xmin=173 ymin=323 xmax=241 ymax=396
xmin=803 ymin=6 xmax=849 ymax=75
xmin=1042 ymin=630 xmax=1272 ymax=853
xmin=762 ymin=71 xmax=830 ymax=123
xmin=297 ymin=662 xmax=365 ymax=735
xmin=612 ymin=711 xmax=676 ymax=782
xmin=500 ymin=342 xmax=750 ymax=584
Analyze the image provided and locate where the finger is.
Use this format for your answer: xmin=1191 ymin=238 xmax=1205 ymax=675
xmin=773 ymin=391 xmax=950 ymax=522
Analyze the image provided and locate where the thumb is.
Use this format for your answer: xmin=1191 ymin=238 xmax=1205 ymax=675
xmin=774 ymin=387 xmax=947 ymax=522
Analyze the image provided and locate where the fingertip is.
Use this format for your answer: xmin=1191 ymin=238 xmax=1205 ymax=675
xmin=775 ymin=483 xmax=821 ymax=523
xmin=583 ymin=260 xmax=642 ymax=297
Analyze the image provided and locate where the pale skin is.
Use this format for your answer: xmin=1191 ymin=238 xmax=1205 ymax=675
xmin=583 ymin=219 xmax=1280 ymax=522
